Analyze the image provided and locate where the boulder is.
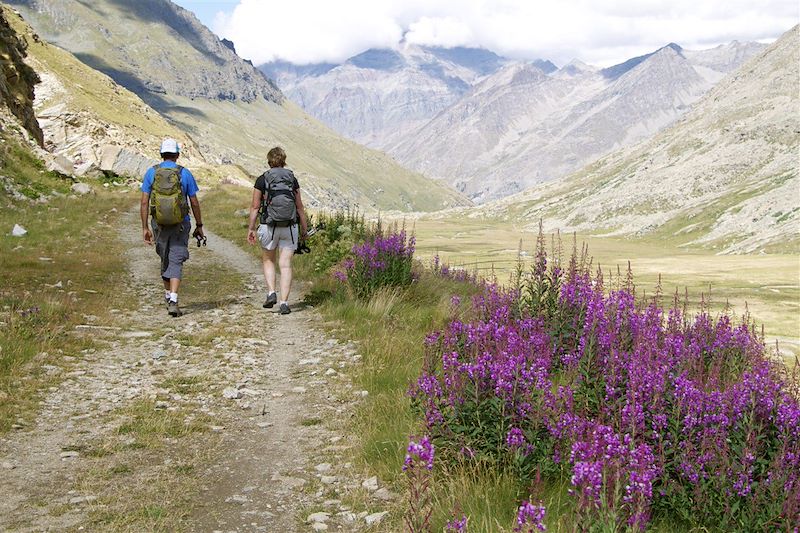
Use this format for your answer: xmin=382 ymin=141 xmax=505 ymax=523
xmin=71 ymin=182 xmax=93 ymax=195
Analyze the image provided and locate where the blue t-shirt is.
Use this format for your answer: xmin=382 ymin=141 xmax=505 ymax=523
xmin=141 ymin=161 xmax=199 ymax=223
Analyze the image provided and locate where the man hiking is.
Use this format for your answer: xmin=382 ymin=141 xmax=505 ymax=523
xmin=246 ymin=146 xmax=308 ymax=314
xmin=140 ymin=138 xmax=204 ymax=317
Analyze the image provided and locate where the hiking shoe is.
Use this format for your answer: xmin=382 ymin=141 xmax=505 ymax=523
xmin=263 ymin=292 xmax=277 ymax=308
xmin=168 ymin=300 xmax=182 ymax=317
xmin=279 ymin=303 xmax=291 ymax=315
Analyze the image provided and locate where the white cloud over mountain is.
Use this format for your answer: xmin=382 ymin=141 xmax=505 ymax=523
xmin=210 ymin=0 xmax=798 ymax=66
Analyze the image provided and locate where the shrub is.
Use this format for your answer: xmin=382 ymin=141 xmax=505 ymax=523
xmin=335 ymin=226 xmax=416 ymax=299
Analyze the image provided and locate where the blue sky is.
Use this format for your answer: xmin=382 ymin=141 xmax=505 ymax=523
xmin=173 ymin=0 xmax=798 ymax=67
xmin=173 ymin=0 xmax=236 ymax=28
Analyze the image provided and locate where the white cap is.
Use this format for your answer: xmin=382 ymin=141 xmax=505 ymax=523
xmin=160 ymin=138 xmax=180 ymax=154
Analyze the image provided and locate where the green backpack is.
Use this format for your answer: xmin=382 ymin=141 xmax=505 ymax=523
xmin=150 ymin=164 xmax=188 ymax=226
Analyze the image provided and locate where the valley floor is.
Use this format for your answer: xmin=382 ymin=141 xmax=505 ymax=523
xmin=0 ymin=212 xmax=391 ymax=532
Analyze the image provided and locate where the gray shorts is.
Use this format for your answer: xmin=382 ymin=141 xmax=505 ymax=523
xmin=257 ymin=223 xmax=298 ymax=251
xmin=152 ymin=220 xmax=190 ymax=280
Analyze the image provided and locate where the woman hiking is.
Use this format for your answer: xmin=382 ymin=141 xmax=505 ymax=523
xmin=246 ymin=147 xmax=308 ymax=314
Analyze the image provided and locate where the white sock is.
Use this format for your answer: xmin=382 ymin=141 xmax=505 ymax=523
xmin=169 ymin=292 xmax=178 ymax=302
xmin=164 ymin=290 xmax=170 ymax=300
xmin=269 ymin=291 xmax=277 ymax=296
xmin=280 ymin=300 xmax=287 ymax=305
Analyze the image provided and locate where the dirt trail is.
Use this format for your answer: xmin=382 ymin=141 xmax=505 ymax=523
xmin=0 ymin=213 xmax=392 ymax=532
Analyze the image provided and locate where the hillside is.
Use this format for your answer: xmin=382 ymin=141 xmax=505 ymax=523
xmin=6 ymin=0 xmax=467 ymax=212
xmin=1 ymin=4 xmax=211 ymax=182
xmin=482 ymin=26 xmax=799 ymax=254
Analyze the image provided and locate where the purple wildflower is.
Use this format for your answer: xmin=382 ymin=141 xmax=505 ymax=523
xmin=514 ymin=501 xmax=546 ymax=532
xmin=404 ymin=436 xmax=435 ymax=471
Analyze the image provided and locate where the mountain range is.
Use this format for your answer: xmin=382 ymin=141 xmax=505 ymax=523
xmin=4 ymin=0 xmax=468 ymax=212
xmin=479 ymin=25 xmax=799 ymax=254
xmin=265 ymin=40 xmax=765 ymax=203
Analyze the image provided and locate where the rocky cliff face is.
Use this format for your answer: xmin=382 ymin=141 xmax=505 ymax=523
xmin=485 ymin=26 xmax=799 ymax=254
xmin=263 ymin=45 xmax=510 ymax=149
xmin=389 ymin=41 xmax=766 ymax=202
xmin=0 ymin=7 xmax=42 ymax=145
xmin=6 ymin=0 xmax=283 ymax=108
xmin=2 ymin=4 xmax=203 ymax=180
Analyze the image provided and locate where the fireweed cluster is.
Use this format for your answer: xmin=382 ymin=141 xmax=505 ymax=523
xmin=410 ymin=237 xmax=799 ymax=531
xmin=334 ymin=226 xmax=416 ymax=298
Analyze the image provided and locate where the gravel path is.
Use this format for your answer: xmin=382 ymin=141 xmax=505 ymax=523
xmin=0 ymin=213 xmax=394 ymax=532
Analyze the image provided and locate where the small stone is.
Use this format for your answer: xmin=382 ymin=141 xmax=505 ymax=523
xmin=299 ymin=358 xmax=321 ymax=365
xmin=324 ymin=368 xmax=337 ymax=376
xmin=356 ymin=390 xmax=369 ymax=398
xmin=11 ymin=224 xmax=27 ymax=237
xmin=291 ymin=386 xmax=306 ymax=394
xmin=155 ymin=401 xmax=169 ymax=409
xmin=225 ymin=494 xmax=249 ymax=505
xmin=361 ymin=476 xmax=379 ymax=491
xmin=306 ymin=512 xmax=330 ymax=523
xmin=256 ymin=422 xmax=273 ymax=428
xmin=209 ymin=425 xmax=225 ymax=432
xmin=315 ymin=463 xmax=332 ymax=473
xmin=69 ymin=495 xmax=97 ymax=505
xmin=320 ymin=476 xmax=337 ymax=484
xmin=223 ymin=388 xmax=243 ymax=400
xmin=311 ymin=523 xmax=328 ymax=531
xmin=374 ymin=488 xmax=395 ymax=501
xmin=60 ymin=451 xmax=80 ymax=459
xmin=1 ymin=461 xmax=15 ymax=469
xmin=365 ymin=511 xmax=388 ymax=525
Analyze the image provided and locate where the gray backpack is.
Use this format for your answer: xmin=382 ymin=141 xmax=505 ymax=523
xmin=261 ymin=168 xmax=297 ymax=227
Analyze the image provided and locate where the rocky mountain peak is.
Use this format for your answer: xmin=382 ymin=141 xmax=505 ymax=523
xmin=556 ymin=59 xmax=598 ymax=77
xmin=6 ymin=0 xmax=284 ymax=107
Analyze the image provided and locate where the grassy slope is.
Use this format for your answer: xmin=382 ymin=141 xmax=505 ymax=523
xmin=163 ymin=96 xmax=468 ymax=212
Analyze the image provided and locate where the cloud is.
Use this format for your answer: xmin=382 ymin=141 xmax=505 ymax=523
xmin=212 ymin=0 xmax=799 ymax=66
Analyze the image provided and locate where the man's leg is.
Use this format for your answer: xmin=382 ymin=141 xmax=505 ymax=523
xmin=162 ymin=222 xmax=190 ymax=315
